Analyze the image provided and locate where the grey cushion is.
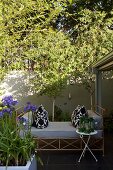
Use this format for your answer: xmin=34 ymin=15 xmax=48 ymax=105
xmin=30 ymin=122 xmax=79 ymax=138
xmin=87 ymin=110 xmax=103 ymax=130
xmin=29 ymin=122 xmax=103 ymax=139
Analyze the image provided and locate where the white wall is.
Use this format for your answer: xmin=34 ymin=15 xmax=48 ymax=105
xmin=0 ymin=71 xmax=113 ymax=116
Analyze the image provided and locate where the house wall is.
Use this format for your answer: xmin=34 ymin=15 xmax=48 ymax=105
xmin=0 ymin=71 xmax=113 ymax=117
xmin=102 ymin=79 xmax=113 ymax=116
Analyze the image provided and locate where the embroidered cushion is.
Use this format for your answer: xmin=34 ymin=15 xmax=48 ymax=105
xmin=71 ymin=105 xmax=88 ymax=128
xmin=32 ymin=105 xmax=49 ymax=129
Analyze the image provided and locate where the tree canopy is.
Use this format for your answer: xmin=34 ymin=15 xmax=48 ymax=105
xmin=0 ymin=0 xmax=113 ymax=89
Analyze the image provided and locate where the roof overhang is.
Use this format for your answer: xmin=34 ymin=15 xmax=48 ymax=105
xmin=92 ymin=50 xmax=113 ymax=71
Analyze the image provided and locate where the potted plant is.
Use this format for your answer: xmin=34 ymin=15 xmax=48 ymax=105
xmin=78 ymin=116 xmax=95 ymax=133
xmin=0 ymin=96 xmax=38 ymax=170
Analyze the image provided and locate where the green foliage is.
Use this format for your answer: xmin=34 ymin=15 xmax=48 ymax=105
xmin=56 ymin=1 xmax=113 ymax=108
xmin=75 ymin=9 xmax=113 ymax=63
xmin=0 ymin=0 xmax=113 ymax=74
xmin=0 ymin=0 xmax=67 ymax=74
xmin=0 ymin=0 xmax=77 ymax=94
xmin=50 ymin=105 xmax=70 ymax=121
xmin=0 ymin=97 xmax=37 ymax=166
xmin=57 ymin=0 xmax=113 ymax=70
xmin=78 ymin=116 xmax=95 ymax=133
xmin=0 ymin=0 xmax=113 ymax=100
xmin=27 ymin=29 xmax=77 ymax=96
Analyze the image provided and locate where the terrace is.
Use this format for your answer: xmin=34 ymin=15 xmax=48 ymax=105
xmin=36 ymin=50 xmax=113 ymax=170
xmin=0 ymin=50 xmax=113 ymax=170
xmin=38 ymin=132 xmax=113 ymax=170
xmin=0 ymin=1 xmax=113 ymax=169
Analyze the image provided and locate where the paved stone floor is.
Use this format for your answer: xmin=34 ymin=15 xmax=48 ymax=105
xmin=37 ymin=132 xmax=113 ymax=170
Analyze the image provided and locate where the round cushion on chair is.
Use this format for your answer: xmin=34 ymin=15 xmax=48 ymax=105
xmin=71 ymin=105 xmax=88 ymax=128
xmin=32 ymin=105 xmax=49 ymax=129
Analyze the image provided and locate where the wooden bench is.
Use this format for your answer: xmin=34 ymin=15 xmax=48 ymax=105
xmin=32 ymin=121 xmax=104 ymax=155
xmin=20 ymin=109 xmax=104 ymax=155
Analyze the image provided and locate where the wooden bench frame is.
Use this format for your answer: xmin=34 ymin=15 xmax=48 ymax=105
xmin=34 ymin=136 xmax=104 ymax=155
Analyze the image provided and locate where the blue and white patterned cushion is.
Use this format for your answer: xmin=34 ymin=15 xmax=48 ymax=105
xmin=71 ymin=105 xmax=88 ymax=128
xmin=32 ymin=105 xmax=49 ymax=129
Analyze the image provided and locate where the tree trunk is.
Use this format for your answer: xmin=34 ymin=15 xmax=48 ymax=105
xmin=90 ymin=94 xmax=93 ymax=110
xmin=52 ymin=98 xmax=55 ymax=121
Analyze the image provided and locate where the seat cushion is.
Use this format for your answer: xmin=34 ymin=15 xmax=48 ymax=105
xmin=31 ymin=122 xmax=79 ymax=138
xmin=29 ymin=122 xmax=103 ymax=139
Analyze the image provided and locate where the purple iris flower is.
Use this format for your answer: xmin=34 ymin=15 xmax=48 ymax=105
xmin=2 ymin=95 xmax=18 ymax=107
xmin=0 ymin=96 xmax=18 ymax=117
xmin=17 ymin=116 xmax=28 ymax=129
xmin=18 ymin=116 xmax=27 ymax=123
xmin=0 ymin=111 xmax=4 ymax=117
xmin=2 ymin=108 xmax=12 ymax=115
xmin=24 ymin=102 xmax=37 ymax=113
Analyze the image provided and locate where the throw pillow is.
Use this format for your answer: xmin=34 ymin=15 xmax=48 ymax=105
xmin=71 ymin=105 xmax=88 ymax=128
xmin=32 ymin=105 xmax=49 ymax=129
